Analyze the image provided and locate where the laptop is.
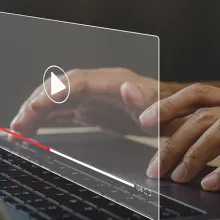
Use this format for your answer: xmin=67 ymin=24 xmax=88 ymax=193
xmin=0 ymin=130 xmax=219 ymax=220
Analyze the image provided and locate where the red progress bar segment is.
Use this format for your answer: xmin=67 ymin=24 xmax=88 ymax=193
xmin=0 ymin=128 xmax=50 ymax=152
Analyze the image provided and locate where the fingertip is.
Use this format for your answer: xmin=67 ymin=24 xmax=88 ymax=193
xmin=146 ymin=157 xmax=159 ymax=179
xmin=139 ymin=106 xmax=158 ymax=127
xmin=120 ymin=81 xmax=131 ymax=92
xmin=120 ymin=82 xmax=145 ymax=107
xmin=10 ymin=115 xmax=23 ymax=133
xmin=7 ymin=130 xmax=20 ymax=143
xmin=120 ymin=82 xmax=134 ymax=104
xmin=201 ymin=174 xmax=220 ymax=191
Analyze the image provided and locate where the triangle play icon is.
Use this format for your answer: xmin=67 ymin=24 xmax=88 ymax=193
xmin=51 ymin=72 xmax=66 ymax=95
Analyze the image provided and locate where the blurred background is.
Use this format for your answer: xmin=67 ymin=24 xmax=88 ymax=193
xmin=1 ymin=0 xmax=220 ymax=82
xmin=0 ymin=0 xmax=220 ymax=126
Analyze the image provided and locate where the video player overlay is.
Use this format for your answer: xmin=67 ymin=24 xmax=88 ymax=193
xmin=0 ymin=12 xmax=160 ymax=219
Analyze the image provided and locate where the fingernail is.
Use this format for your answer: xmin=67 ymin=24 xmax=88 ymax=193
xmin=148 ymin=153 xmax=158 ymax=168
xmin=139 ymin=105 xmax=158 ymax=126
xmin=147 ymin=156 xmax=159 ymax=179
xmin=123 ymin=83 xmax=145 ymax=106
xmin=201 ymin=174 xmax=219 ymax=190
xmin=171 ymin=163 xmax=187 ymax=182
xmin=131 ymin=84 xmax=145 ymax=104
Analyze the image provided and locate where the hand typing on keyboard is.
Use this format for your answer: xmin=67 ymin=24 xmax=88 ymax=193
xmin=141 ymin=83 xmax=220 ymax=192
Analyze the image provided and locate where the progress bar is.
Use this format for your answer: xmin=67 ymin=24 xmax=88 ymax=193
xmin=0 ymin=128 xmax=135 ymax=188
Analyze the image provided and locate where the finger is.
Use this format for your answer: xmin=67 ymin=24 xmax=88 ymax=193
xmin=140 ymin=83 xmax=220 ymax=127
xmin=10 ymin=78 xmax=69 ymax=136
xmin=120 ymin=82 xmax=158 ymax=136
xmin=10 ymin=68 xmax=91 ymax=136
xmin=121 ymin=82 xmax=157 ymax=108
xmin=121 ymin=82 xmax=188 ymax=136
xmin=201 ymin=167 xmax=220 ymax=191
xmin=10 ymin=70 xmax=82 ymax=137
xmin=171 ymin=113 xmax=220 ymax=183
xmin=147 ymin=107 xmax=220 ymax=179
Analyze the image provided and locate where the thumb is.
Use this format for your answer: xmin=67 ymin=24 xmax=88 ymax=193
xmin=120 ymin=82 xmax=157 ymax=113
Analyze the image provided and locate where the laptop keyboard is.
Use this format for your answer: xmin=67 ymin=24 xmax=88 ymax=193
xmin=0 ymin=146 xmax=204 ymax=220
xmin=0 ymin=147 xmax=149 ymax=220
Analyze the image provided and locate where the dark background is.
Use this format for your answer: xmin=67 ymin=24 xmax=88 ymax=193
xmin=0 ymin=0 xmax=220 ymax=82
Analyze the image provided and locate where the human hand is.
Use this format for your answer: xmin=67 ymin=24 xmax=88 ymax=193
xmin=10 ymin=68 xmax=163 ymax=139
xmin=140 ymin=83 xmax=220 ymax=191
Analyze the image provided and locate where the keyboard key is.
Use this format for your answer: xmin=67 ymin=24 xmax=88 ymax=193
xmin=78 ymin=205 xmax=117 ymax=220
xmin=4 ymin=186 xmax=32 ymax=197
xmin=28 ymin=200 xmax=51 ymax=210
xmin=61 ymin=198 xmax=86 ymax=212
xmin=15 ymin=193 xmax=40 ymax=204
xmin=102 ymin=202 xmax=136 ymax=219
xmin=5 ymin=171 xmax=29 ymax=178
xmin=12 ymin=175 xmax=40 ymax=186
xmin=85 ymin=194 xmax=111 ymax=207
xmin=40 ymin=204 xmax=70 ymax=218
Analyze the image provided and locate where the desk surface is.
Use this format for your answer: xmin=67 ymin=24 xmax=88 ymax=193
xmin=0 ymin=127 xmax=219 ymax=167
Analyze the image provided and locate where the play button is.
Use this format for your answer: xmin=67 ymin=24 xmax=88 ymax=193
xmin=51 ymin=72 xmax=66 ymax=95
xmin=43 ymin=65 xmax=70 ymax=104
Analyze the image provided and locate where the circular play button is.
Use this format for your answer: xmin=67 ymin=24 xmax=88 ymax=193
xmin=43 ymin=65 xmax=70 ymax=104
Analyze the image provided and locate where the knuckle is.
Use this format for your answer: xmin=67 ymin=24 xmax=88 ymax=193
xmin=161 ymin=139 xmax=176 ymax=154
xmin=114 ymin=67 xmax=133 ymax=73
xmin=189 ymin=83 xmax=212 ymax=95
xmin=185 ymin=147 xmax=208 ymax=165
xmin=67 ymin=68 xmax=87 ymax=77
xmin=66 ymin=68 xmax=88 ymax=89
xmin=214 ymin=119 xmax=220 ymax=131
xmin=160 ymin=99 xmax=174 ymax=118
xmin=113 ymin=67 xmax=137 ymax=77
xmin=185 ymin=147 xmax=198 ymax=161
xmin=189 ymin=83 xmax=203 ymax=89
xmin=193 ymin=108 xmax=216 ymax=124
xmin=98 ymin=67 xmax=133 ymax=75
xmin=148 ymin=88 xmax=158 ymax=103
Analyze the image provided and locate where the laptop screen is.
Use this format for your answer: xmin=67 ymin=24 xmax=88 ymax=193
xmin=0 ymin=12 xmax=159 ymax=219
